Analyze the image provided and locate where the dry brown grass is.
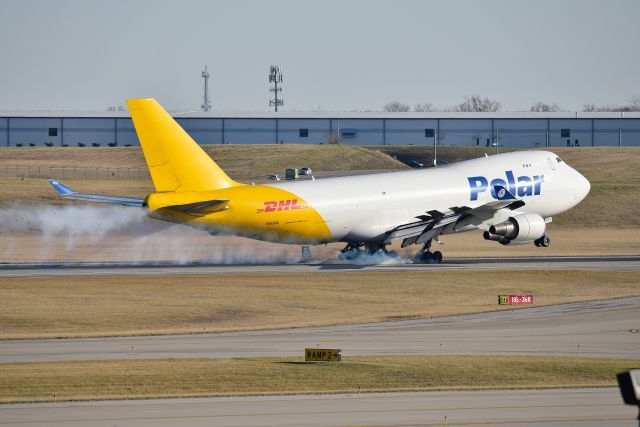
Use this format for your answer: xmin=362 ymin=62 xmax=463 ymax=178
xmin=0 ymin=270 xmax=638 ymax=339
xmin=549 ymin=148 xmax=640 ymax=228
xmin=0 ymin=145 xmax=405 ymax=177
xmin=1 ymin=355 xmax=637 ymax=403
xmin=0 ymin=144 xmax=404 ymax=205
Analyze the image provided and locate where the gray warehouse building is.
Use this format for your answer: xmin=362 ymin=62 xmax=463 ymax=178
xmin=1 ymin=111 xmax=639 ymax=148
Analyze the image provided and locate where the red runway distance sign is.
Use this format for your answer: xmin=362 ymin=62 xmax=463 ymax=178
xmin=498 ymin=294 xmax=534 ymax=305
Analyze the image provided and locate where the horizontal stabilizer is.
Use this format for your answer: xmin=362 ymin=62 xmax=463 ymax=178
xmin=163 ymin=199 xmax=230 ymax=215
xmin=48 ymin=179 xmax=145 ymax=207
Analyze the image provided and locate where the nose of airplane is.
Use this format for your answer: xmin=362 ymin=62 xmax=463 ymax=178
xmin=574 ymin=171 xmax=591 ymax=203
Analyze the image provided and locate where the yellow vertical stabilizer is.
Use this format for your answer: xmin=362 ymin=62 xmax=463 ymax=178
xmin=127 ymin=98 xmax=241 ymax=193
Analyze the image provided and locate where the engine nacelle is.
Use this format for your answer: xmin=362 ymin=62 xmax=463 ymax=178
xmin=484 ymin=213 xmax=546 ymax=245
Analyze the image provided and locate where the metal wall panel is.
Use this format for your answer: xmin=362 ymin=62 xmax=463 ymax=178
xmin=439 ymin=119 xmax=493 ymax=146
xmin=331 ymin=119 xmax=384 ymax=145
xmin=1 ymin=118 xmax=7 ymax=147
xmin=384 ymin=119 xmax=439 ymax=145
xmin=494 ymin=119 xmax=548 ymax=148
xmin=2 ymin=116 xmax=640 ymax=148
xmin=224 ymin=119 xmax=276 ymax=144
xmin=116 ymin=118 xmax=139 ymax=146
xmin=276 ymin=119 xmax=331 ymax=144
xmin=176 ymin=118 xmax=223 ymax=145
xmin=549 ymin=119 xmax=592 ymax=147
xmin=62 ymin=118 xmax=116 ymax=147
xmin=8 ymin=118 xmax=62 ymax=146
xmin=593 ymin=119 xmax=640 ymax=146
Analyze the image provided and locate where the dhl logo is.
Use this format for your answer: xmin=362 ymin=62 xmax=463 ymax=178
xmin=257 ymin=199 xmax=308 ymax=213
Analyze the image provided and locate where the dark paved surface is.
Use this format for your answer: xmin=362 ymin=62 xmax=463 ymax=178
xmin=0 ymin=388 xmax=636 ymax=427
xmin=2 ymin=297 xmax=639 ymax=363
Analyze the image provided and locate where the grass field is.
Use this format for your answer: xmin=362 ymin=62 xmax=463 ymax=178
xmin=1 ymin=270 xmax=638 ymax=339
xmin=0 ymin=144 xmax=405 ymax=177
xmin=1 ymin=355 xmax=636 ymax=403
xmin=0 ymin=144 xmax=405 ymax=205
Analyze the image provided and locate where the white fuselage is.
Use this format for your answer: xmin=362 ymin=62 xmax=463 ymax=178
xmin=266 ymin=150 xmax=590 ymax=243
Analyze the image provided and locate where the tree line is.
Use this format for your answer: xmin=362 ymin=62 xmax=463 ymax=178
xmin=384 ymin=95 xmax=640 ymax=113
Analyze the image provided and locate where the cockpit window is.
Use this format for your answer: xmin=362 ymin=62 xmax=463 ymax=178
xmin=556 ymin=157 xmax=563 ymax=163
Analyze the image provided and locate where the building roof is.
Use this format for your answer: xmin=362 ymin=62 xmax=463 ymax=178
xmin=0 ymin=110 xmax=638 ymax=119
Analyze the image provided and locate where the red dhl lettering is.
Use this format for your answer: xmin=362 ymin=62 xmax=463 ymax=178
xmin=257 ymin=199 xmax=307 ymax=213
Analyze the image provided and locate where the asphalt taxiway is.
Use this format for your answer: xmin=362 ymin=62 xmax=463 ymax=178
xmin=1 ymin=256 xmax=638 ymax=427
xmin=1 ymin=255 xmax=639 ymax=277
xmin=2 ymin=296 xmax=638 ymax=363
xmin=0 ymin=388 xmax=636 ymax=427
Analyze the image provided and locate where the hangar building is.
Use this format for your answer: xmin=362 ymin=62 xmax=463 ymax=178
xmin=1 ymin=111 xmax=639 ymax=148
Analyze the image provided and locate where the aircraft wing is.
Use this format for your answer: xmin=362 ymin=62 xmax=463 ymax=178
xmin=48 ymin=179 xmax=145 ymax=207
xmin=385 ymin=185 xmax=524 ymax=247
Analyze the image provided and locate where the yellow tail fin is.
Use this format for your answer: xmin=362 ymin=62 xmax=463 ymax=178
xmin=127 ymin=98 xmax=240 ymax=193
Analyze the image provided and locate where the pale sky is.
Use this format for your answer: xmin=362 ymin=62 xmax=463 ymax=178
xmin=0 ymin=0 xmax=638 ymax=112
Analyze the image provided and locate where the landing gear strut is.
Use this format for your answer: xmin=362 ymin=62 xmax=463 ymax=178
xmin=364 ymin=243 xmax=398 ymax=259
xmin=413 ymin=239 xmax=443 ymax=264
xmin=534 ymin=235 xmax=550 ymax=247
xmin=301 ymin=246 xmax=311 ymax=260
xmin=338 ymin=242 xmax=363 ymax=261
xmin=338 ymin=242 xmax=398 ymax=261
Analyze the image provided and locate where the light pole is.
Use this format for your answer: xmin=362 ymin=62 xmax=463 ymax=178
xmin=269 ymin=65 xmax=284 ymax=112
xmin=201 ymin=65 xmax=211 ymax=112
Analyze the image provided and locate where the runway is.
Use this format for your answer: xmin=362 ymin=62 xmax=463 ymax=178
xmin=1 ymin=255 xmax=639 ymax=277
xmin=2 ymin=297 xmax=639 ymax=363
xmin=0 ymin=388 xmax=636 ymax=427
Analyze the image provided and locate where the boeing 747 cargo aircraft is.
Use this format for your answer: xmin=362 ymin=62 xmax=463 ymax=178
xmin=50 ymin=99 xmax=590 ymax=263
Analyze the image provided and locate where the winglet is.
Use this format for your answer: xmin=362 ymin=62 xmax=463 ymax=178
xmin=493 ymin=184 xmax=516 ymax=200
xmin=48 ymin=179 xmax=75 ymax=196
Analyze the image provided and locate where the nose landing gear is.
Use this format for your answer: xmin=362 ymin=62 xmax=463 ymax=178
xmin=413 ymin=239 xmax=443 ymax=264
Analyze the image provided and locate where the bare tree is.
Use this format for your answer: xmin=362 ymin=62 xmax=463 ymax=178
xmin=448 ymin=95 xmax=501 ymax=112
xmin=414 ymin=103 xmax=436 ymax=112
xmin=384 ymin=101 xmax=411 ymax=112
xmin=530 ymin=102 xmax=561 ymax=112
xmin=583 ymin=96 xmax=640 ymax=112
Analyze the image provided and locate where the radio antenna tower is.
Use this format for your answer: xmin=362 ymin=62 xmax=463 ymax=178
xmin=201 ymin=65 xmax=211 ymax=112
xmin=269 ymin=65 xmax=284 ymax=112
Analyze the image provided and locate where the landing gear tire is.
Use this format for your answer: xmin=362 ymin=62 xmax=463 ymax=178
xmin=534 ymin=235 xmax=550 ymax=248
xmin=540 ymin=235 xmax=550 ymax=247
xmin=339 ymin=242 xmax=397 ymax=262
xmin=339 ymin=242 xmax=363 ymax=261
xmin=338 ymin=249 xmax=361 ymax=261
xmin=414 ymin=251 xmax=443 ymax=264
xmin=413 ymin=239 xmax=443 ymax=264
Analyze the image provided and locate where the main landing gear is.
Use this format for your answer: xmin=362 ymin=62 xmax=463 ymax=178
xmin=413 ymin=239 xmax=443 ymax=264
xmin=534 ymin=235 xmax=551 ymax=247
xmin=338 ymin=242 xmax=398 ymax=261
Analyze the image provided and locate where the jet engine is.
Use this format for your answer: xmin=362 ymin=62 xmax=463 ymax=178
xmin=483 ymin=213 xmax=546 ymax=245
